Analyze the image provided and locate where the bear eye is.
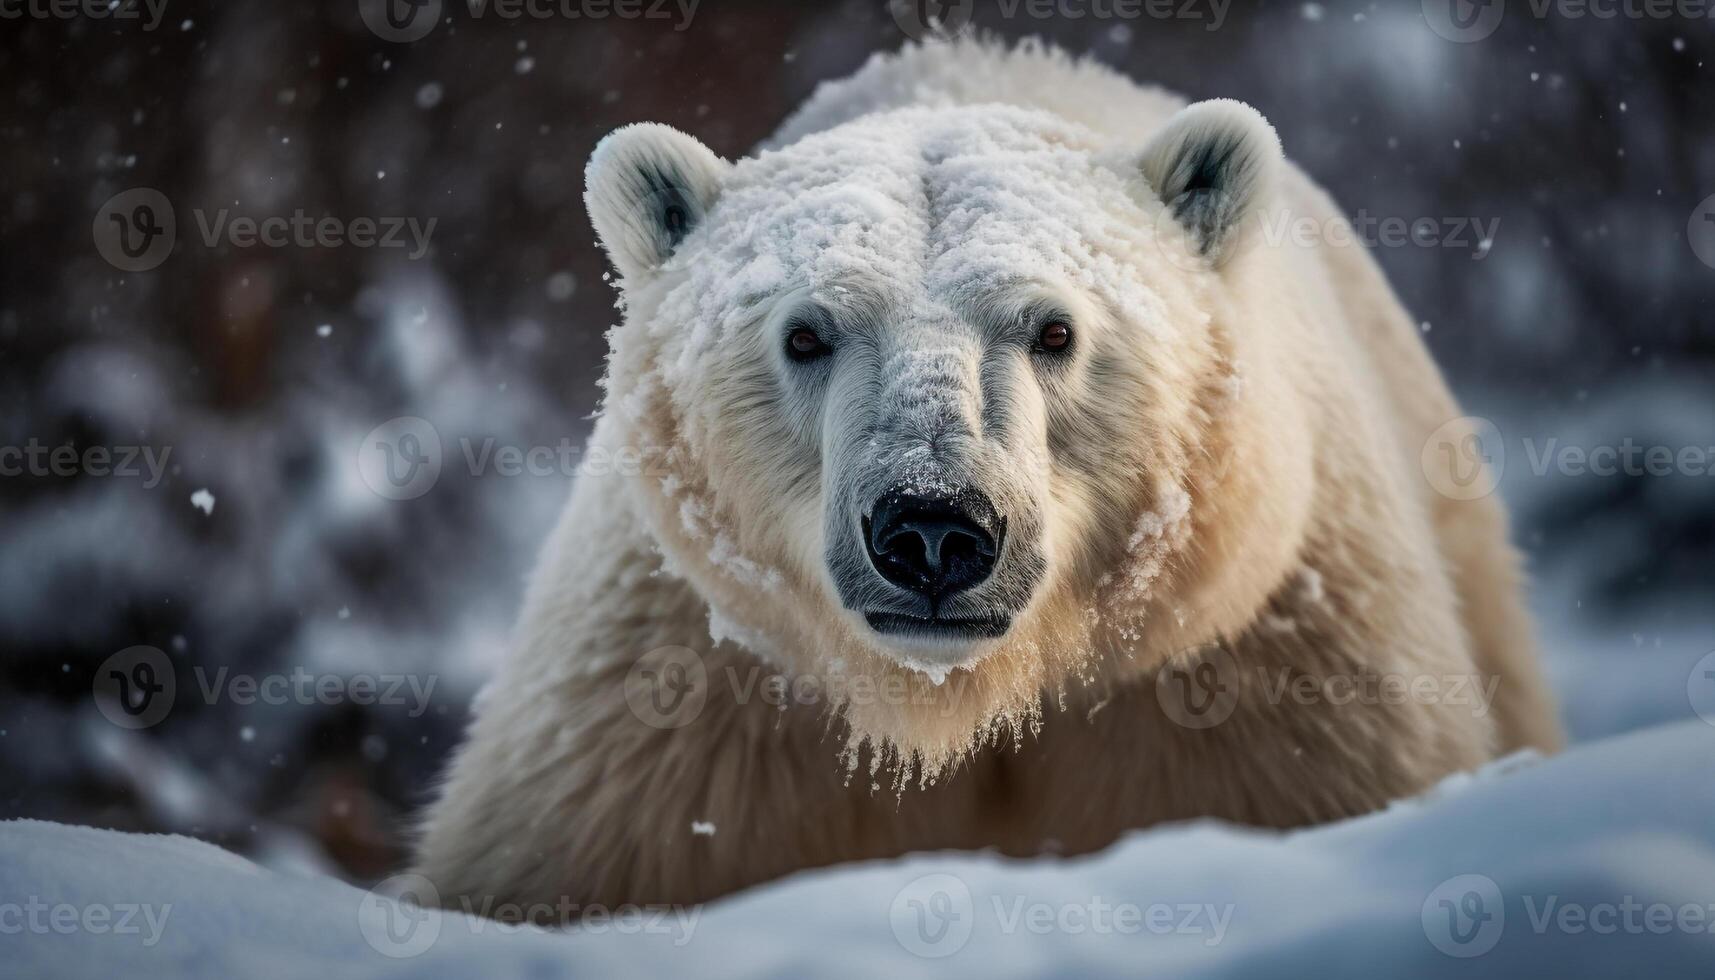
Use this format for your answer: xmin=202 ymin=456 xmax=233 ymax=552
xmin=786 ymin=325 xmax=831 ymax=363
xmin=1036 ymin=320 xmax=1073 ymax=354
xmin=662 ymin=204 xmax=688 ymax=237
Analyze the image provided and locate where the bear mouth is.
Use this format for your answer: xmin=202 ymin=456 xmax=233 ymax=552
xmin=862 ymin=610 xmax=1012 ymax=641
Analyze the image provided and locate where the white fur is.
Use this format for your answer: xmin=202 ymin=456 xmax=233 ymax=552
xmin=415 ymin=37 xmax=1562 ymax=914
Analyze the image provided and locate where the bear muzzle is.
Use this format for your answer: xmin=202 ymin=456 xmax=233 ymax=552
xmin=858 ymin=485 xmax=1014 ymax=642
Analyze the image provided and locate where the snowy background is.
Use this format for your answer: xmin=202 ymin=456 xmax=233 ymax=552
xmin=1 ymin=0 xmax=1712 ymax=917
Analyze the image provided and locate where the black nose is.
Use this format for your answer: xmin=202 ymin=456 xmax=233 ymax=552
xmin=864 ymin=487 xmax=1002 ymax=599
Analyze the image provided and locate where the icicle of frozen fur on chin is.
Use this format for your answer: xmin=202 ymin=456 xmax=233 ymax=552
xmin=825 ymin=632 xmax=1073 ymax=793
xmin=835 ymin=695 xmax=1046 ymax=796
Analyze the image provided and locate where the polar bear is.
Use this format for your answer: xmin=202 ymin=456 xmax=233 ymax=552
xmin=414 ymin=38 xmax=1561 ymax=914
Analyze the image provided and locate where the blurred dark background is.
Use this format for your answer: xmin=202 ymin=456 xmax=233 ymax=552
xmin=2 ymin=0 xmax=1711 ymax=880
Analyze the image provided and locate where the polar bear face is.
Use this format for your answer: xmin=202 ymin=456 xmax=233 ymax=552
xmin=587 ymin=101 xmax=1288 ymax=766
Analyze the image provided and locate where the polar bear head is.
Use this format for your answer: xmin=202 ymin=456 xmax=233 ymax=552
xmin=585 ymin=97 xmax=1314 ymax=774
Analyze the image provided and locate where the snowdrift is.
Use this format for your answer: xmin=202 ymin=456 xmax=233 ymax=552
xmin=4 ymin=720 xmax=1713 ymax=979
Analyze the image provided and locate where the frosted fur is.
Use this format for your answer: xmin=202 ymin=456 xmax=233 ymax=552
xmin=415 ymin=38 xmax=1563 ymax=914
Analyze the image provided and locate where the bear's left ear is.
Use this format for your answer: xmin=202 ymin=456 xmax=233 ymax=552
xmin=1138 ymin=99 xmax=1282 ymax=265
xmin=585 ymin=122 xmax=730 ymax=283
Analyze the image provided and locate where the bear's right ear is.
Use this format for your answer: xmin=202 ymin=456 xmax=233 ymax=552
xmin=1138 ymin=99 xmax=1282 ymax=266
xmin=585 ymin=123 xmax=730 ymax=283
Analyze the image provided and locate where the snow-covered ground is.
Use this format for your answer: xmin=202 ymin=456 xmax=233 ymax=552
xmin=5 ymin=720 xmax=1714 ymax=978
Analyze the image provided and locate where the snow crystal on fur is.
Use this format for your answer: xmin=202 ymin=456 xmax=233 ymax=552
xmin=1105 ymin=486 xmax=1193 ymax=605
